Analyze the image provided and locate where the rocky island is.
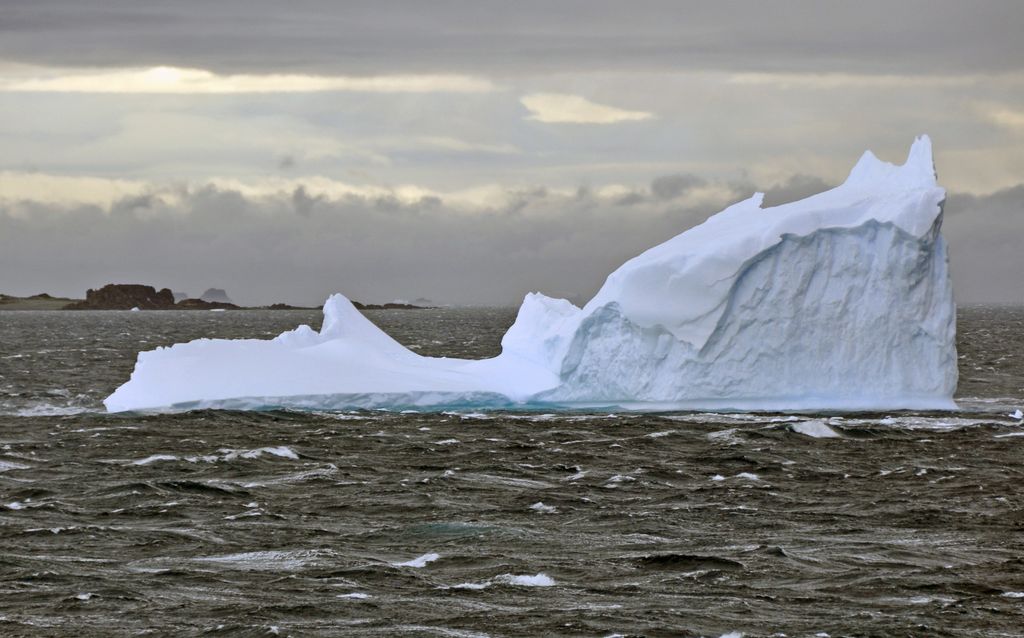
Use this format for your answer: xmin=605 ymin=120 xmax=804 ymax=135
xmin=64 ymin=284 xmax=178 ymax=310
xmin=0 ymin=293 xmax=80 ymax=310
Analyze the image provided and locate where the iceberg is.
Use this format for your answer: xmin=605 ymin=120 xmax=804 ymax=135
xmin=105 ymin=136 xmax=956 ymax=413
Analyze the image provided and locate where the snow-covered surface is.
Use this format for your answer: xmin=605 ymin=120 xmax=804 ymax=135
xmin=106 ymin=137 xmax=956 ymax=413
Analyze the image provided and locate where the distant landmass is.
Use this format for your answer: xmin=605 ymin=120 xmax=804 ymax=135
xmin=0 ymin=292 xmax=78 ymax=310
xmin=199 ymin=288 xmax=233 ymax=304
xmin=0 ymin=284 xmax=434 ymax=311
xmin=353 ymin=301 xmax=434 ymax=310
xmin=175 ymin=298 xmax=240 ymax=310
xmin=65 ymin=284 xmax=178 ymax=310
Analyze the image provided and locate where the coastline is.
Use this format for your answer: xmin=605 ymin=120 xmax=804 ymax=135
xmin=0 ymin=292 xmax=433 ymax=311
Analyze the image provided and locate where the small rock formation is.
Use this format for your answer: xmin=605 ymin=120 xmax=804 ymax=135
xmin=199 ymin=288 xmax=233 ymax=304
xmin=65 ymin=284 xmax=176 ymax=310
xmin=352 ymin=301 xmax=432 ymax=310
xmin=1 ymin=293 xmax=80 ymax=310
xmin=176 ymin=298 xmax=239 ymax=310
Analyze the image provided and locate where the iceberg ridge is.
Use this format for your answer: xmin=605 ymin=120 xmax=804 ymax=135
xmin=105 ymin=136 xmax=956 ymax=413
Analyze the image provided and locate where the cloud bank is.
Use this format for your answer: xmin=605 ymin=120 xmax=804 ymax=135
xmin=0 ymin=66 xmax=496 ymax=94
xmin=2 ymin=1 xmax=1021 ymax=76
xmin=520 ymin=93 xmax=653 ymax=124
xmin=2 ymin=174 xmax=1020 ymax=306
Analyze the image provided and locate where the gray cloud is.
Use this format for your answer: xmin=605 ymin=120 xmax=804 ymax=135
xmin=1 ymin=1 xmax=1021 ymax=76
xmin=290 ymin=185 xmax=323 ymax=217
xmin=944 ymin=185 xmax=1024 ymax=304
xmin=0 ymin=182 xmax=726 ymax=306
xmin=650 ymin=173 xmax=707 ymax=200
xmin=761 ymin=174 xmax=834 ymax=207
xmin=277 ymin=154 xmax=296 ymax=171
xmin=1 ymin=177 xmax=1020 ymax=306
xmin=0 ymin=67 xmax=1019 ymax=196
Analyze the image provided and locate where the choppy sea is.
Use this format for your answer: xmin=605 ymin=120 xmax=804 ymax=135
xmin=1 ymin=306 xmax=1023 ymax=637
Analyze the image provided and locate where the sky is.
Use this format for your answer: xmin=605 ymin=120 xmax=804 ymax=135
xmin=1 ymin=1 xmax=1022 ymax=306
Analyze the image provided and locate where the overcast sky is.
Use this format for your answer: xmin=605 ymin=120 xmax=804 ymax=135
xmin=1 ymin=1 xmax=1022 ymax=305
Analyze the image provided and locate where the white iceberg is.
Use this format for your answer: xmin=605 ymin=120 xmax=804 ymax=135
xmin=105 ymin=136 xmax=956 ymax=413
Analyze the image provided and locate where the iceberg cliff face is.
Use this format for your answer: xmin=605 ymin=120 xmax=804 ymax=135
xmin=105 ymin=136 xmax=956 ymax=413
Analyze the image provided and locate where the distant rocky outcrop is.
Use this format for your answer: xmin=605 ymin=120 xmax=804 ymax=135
xmin=352 ymin=301 xmax=433 ymax=310
xmin=65 ymin=284 xmax=176 ymax=310
xmin=1 ymin=292 xmax=80 ymax=310
xmin=265 ymin=303 xmax=311 ymax=310
xmin=43 ymin=283 xmax=432 ymax=311
xmin=199 ymin=288 xmax=233 ymax=304
xmin=1 ymin=293 xmax=53 ymax=301
xmin=172 ymin=291 xmax=189 ymax=302
xmin=176 ymin=298 xmax=239 ymax=310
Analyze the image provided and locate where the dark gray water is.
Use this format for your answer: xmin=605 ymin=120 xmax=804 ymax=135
xmin=1 ymin=307 xmax=1023 ymax=637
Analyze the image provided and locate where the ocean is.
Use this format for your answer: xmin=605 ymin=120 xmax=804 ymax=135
xmin=1 ymin=306 xmax=1023 ymax=637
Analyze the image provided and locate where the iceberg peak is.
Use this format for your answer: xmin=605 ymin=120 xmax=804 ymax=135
xmin=105 ymin=137 xmax=957 ymax=414
xmin=906 ymin=134 xmax=937 ymax=180
xmin=845 ymin=134 xmax=936 ymax=191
